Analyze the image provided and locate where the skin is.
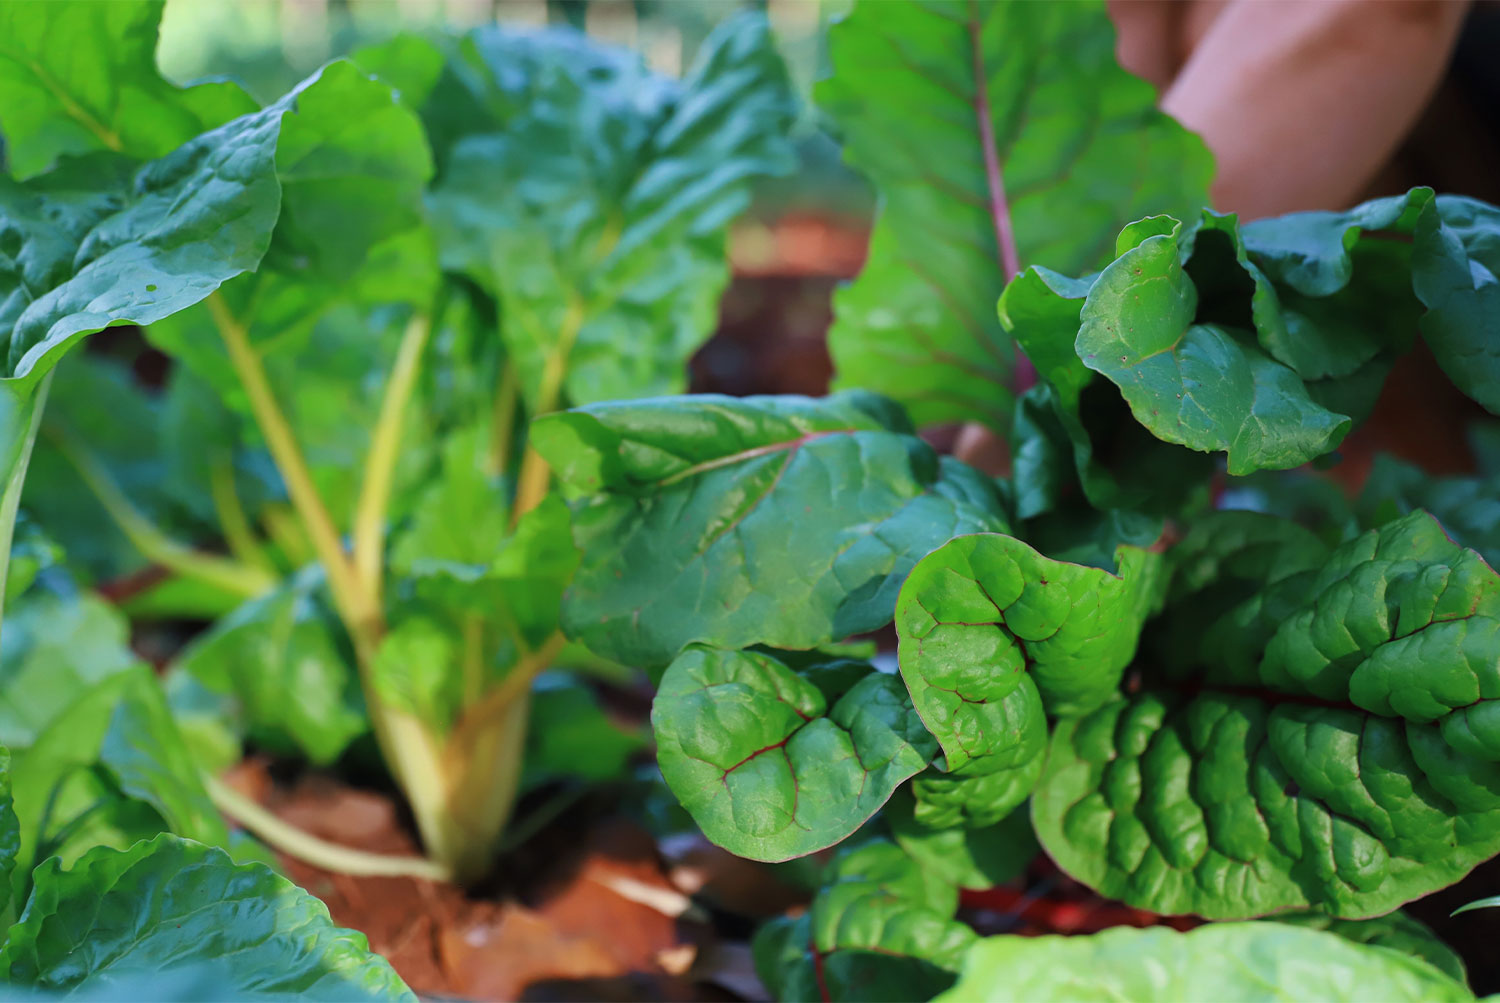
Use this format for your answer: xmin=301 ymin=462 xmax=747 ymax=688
xmin=956 ymin=0 xmax=1475 ymax=471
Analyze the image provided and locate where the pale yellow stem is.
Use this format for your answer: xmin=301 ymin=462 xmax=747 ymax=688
xmin=209 ymin=458 xmax=276 ymax=576
xmin=511 ymin=299 xmax=585 ymax=526
xmin=353 ymin=313 xmax=432 ymax=606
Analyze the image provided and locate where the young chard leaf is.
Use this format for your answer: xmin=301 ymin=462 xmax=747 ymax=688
xmin=1034 ymin=511 xmax=1500 ymax=918
xmin=422 ymin=11 xmax=796 ymax=409
xmin=0 ymin=0 xmax=255 ymax=178
xmin=0 ymin=834 xmax=414 ymax=1000
xmin=941 ymin=923 xmax=1472 ymax=1002
xmin=653 ymin=647 xmax=936 ymax=861
xmin=817 ymin=0 xmax=1212 ymax=430
xmin=884 ymin=788 xmax=1036 ymax=890
xmin=533 ymin=392 xmax=1009 ymax=667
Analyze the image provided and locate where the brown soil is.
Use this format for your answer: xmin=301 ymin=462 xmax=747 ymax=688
xmin=221 ymin=761 xmax=796 ymax=1001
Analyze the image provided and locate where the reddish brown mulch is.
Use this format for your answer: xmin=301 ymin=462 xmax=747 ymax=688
xmin=221 ymin=761 xmax=777 ymax=1001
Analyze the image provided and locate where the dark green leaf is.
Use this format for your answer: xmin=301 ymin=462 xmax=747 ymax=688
xmin=817 ymin=0 xmax=1212 ymax=430
xmin=940 ymin=922 xmax=1472 ymax=1002
xmin=653 ymin=647 xmax=936 ymax=861
xmin=524 ymin=673 xmax=642 ymax=789
xmin=534 ymin=391 xmax=1009 ymax=667
xmin=0 ymin=834 xmax=414 ymax=1000
xmin=0 ymin=747 xmax=18 ymax=923
xmin=1360 ymin=454 xmax=1500 ymax=569
xmin=0 ymin=0 xmax=255 ymax=178
xmin=1034 ymin=512 xmax=1500 ymax=918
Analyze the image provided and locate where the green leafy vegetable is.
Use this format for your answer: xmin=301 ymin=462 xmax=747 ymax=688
xmin=1034 ymin=512 xmax=1500 ymax=918
xmin=0 ymin=834 xmax=414 ymax=1000
xmin=653 ymin=646 xmax=935 ymax=860
xmin=940 ymin=922 xmax=1472 ymax=1002
xmin=817 ymin=0 xmax=1212 ymax=430
xmin=535 ymin=391 xmax=1009 ymax=668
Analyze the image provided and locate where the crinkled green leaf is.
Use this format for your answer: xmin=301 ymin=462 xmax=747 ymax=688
xmin=176 ymin=567 xmax=366 ymax=765
xmin=939 ymin=922 xmax=1472 ymax=1002
xmin=0 ymin=0 xmax=255 ymax=179
xmin=1076 ymin=216 xmax=1351 ymax=474
xmin=885 ymin=789 xmax=1036 ymax=890
xmin=898 ymin=532 xmax=1162 ymax=728
xmin=909 ymin=764 xmax=1042 ymax=830
xmin=817 ymin=0 xmax=1212 ymax=431
xmin=0 ymin=592 xmax=137 ymax=750
xmin=1035 ymin=511 xmax=1500 ymax=918
xmin=0 ymin=834 xmax=414 ymax=1001
xmin=1275 ymin=911 xmax=1467 ymax=987
xmin=426 ymin=12 xmax=795 ymax=410
xmin=534 ymin=391 xmax=1009 ymax=668
xmin=653 ymin=647 xmax=936 ymax=861
xmin=11 ymin=665 xmax=228 ymax=898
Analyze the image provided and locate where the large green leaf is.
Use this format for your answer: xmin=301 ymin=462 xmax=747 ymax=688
xmin=754 ymin=840 xmax=974 ymax=1003
xmin=653 ymin=647 xmax=935 ymax=861
xmin=0 ymin=0 xmax=255 ymax=179
xmin=176 ymin=568 xmax=367 ymax=765
xmin=1415 ymin=196 xmax=1500 ymax=413
xmin=817 ymin=0 xmax=1212 ymax=430
xmin=424 ymin=11 xmax=795 ymax=410
xmin=939 ymin=922 xmax=1472 ymax=1002
xmin=534 ymin=392 xmax=1009 ymax=667
xmin=0 ymin=834 xmax=414 ymax=1000
xmin=0 ymin=90 xmax=290 ymax=396
xmin=1034 ymin=511 xmax=1500 ymax=918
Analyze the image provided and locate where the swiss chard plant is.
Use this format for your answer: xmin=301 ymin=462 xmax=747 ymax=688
xmin=2 ymin=0 xmax=794 ymax=902
xmin=531 ymin=0 xmax=1500 ymax=999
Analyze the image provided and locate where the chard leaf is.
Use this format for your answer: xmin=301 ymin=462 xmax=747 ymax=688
xmin=1274 ymin=911 xmax=1467 ymax=986
xmin=753 ymin=839 xmax=974 ymax=1003
xmin=909 ymin=764 xmax=1042 ymax=830
xmin=885 ymin=789 xmax=1036 ymax=890
xmin=1416 ymin=196 xmax=1500 ymax=413
xmin=425 ymin=11 xmax=795 ymax=409
xmin=1034 ymin=511 xmax=1500 ymax=918
xmin=897 ymin=532 xmax=1162 ymax=726
xmin=11 ymin=665 xmax=229 ymax=898
xmin=0 ymin=99 xmax=284 ymax=396
xmin=0 ymin=0 xmax=255 ymax=178
xmin=176 ymin=568 xmax=367 ymax=765
xmin=370 ymin=616 xmax=460 ymax=734
xmin=533 ymin=392 xmax=1009 ymax=668
xmin=523 ymin=673 xmax=643 ymax=789
xmin=817 ymin=0 xmax=1212 ymax=431
xmin=0 ymin=834 xmax=414 ymax=1000
xmin=939 ymin=923 xmax=1472 ymax=1002
xmin=1076 ymin=217 xmax=1351 ymax=474
xmin=0 ymin=592 xmax=137 ymax=749
xmin=653 ymin=647 xmax=936 ymax=861
xmin=537 ymin=389 xmax=1008 ymax=665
